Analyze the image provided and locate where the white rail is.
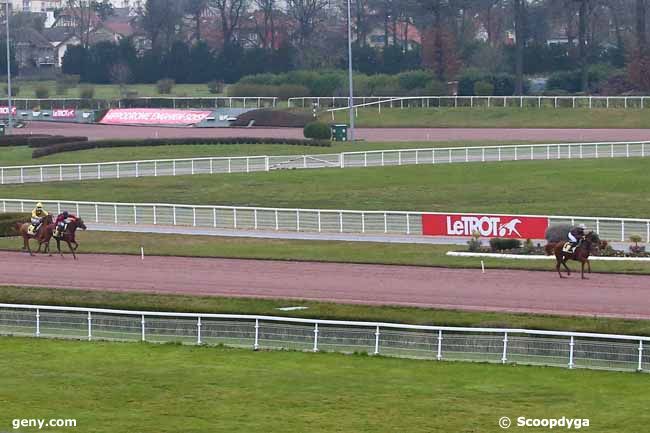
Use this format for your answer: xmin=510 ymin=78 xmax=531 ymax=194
xmin=2 ymin=198 xmax=649 ymax=242
xmin=0 ymin=303 xmax=647 ymax=372
xmin=2 ymin=141 xmax=648 ymax=185
xmin=0 ymin=97 xmax=278 ymax=111
xmin=288 ymin=95 xmax=650 ymax=110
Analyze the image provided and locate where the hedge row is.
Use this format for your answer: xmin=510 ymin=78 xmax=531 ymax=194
xmin=32 ymin=137 xmax=331 ymax=158
xmin=230 ymin=109 xmax=313 ymax=128
xmin=0 ymin=213 xmax=30 ymax=237
xmin=0 ymin=135 xmax=88 ymax=148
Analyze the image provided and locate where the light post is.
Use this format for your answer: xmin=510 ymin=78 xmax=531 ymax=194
xmin=5 ymin=0 xmax=12 ymax=133
xmin=346 ymin=0 xmax=354 ymax=141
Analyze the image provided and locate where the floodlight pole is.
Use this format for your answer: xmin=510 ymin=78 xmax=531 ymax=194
xmin=346 ymin=0 xmax=354 ymax=141
xmin=5 ymin=0 xmax=12 ymax=133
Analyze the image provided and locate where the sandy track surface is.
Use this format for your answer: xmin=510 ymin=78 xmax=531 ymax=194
xmin=15 ymin=122 xmax=650 ymax=142
xmin=2 ymin=251 xmax=649 ymax=319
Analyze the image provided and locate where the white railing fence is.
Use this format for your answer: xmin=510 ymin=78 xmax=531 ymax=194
xmin=2 ymin=141 xmax=648 ymax=185
xmin=2 ymin=198 xmax=649 ymax=243
xmin=289 ymin=95 xmax=650 ymax=111
xmin=0 ymin=97 xmax=278 ymax=111
xmin=1 ymin=304 xmax=648 ymax=372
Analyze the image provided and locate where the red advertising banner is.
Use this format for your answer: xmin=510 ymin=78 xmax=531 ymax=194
xmin=52 ymin=109 xmax=76 ymax=118
xmin=0 ymin=106 xmax=17 ymax=115
xmin=422 ymin=214 xmax=549 ymax=239
xmin=100 ymin=109 xmax=212 ymax=126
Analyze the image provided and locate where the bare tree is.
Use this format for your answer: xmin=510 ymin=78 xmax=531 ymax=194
xmin=287 ymin=0 xmax=328 ymax=47
xmin=65 ymin=0 xmax=97 ymax=49
xmin=514 ymin=0 xmax=525 ymax=94
xmin=210 ymin=0 xmax=248 ymax=48
xmin=185 ymin=0 xmax=208 ymax=42
xmin=638 ymin=0 xmax=647 ymax=52
xmin=140 ymin=0 xmax=183 ymax=52
xmin=252 ymin=0 xmax=276 ymax=48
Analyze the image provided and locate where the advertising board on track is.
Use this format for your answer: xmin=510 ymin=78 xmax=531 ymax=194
xmin=422 ymin=214 xmax=549 ymax=239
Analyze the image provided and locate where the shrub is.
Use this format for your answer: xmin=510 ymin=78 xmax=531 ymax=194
xmin=489 ymin=238 xmax=521 ymax=252
xmin=522 ymin=239 xmax=535 ymax=254
xmin=34 ymin=85 xmax=50 ymax=99
xmin=424 ymin=80 xmax=447 ymax=95
xmin=0 ymin=134 xmax=82 ymax=147
xmin=303 ymin=121 xmax=331 ymax=140
xmin=227 ymin=83 xmax=309 ymax=99
xmin=467 ymin=231 xmax=482 ymax=252
xmin=397 ymin=70 xmax=432 ymax=91
xmin=32 ymin=137 xmax=330 ymax=158
xmin=0 ymin=213 xmax=30 ymax=237
xmin=545 ymin=224 xmax=572 ymax=243
xmin=156 ymin=78 xmax=175 ymax=94
xmin=473 ymin=80 xmax=494 ymax=96
xmin=79 ymin=85 xmax=95 ymax=99
xmin=207 ymin=80 xmax=224 ymax=94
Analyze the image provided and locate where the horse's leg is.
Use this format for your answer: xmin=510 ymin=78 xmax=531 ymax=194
xmin=587 ymin=259 xmax=591 ymax=274
xmin=26 ymin=238 xmax=34 ymax=257
xmin=581 ymin=261 xmax=587 ymax=280
xmin=555 ymin=254 xmax=564 ymax=278
xmin=57 ymin=239 xmax=64 ymax=258
xmin=562 ymin=257 xmax=571 ymax=275
xmin=67 ymin=241 xmax=77 ymax=260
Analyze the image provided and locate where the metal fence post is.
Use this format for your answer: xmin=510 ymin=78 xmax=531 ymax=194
xmin=437 ymin=330 xmax=442 ymax=360
xmin=35 ymin=308 xmax=40 ymax=337
xmin=113 ymin=204 xmax=118 ymax=224
xmin=374 ymin=326 xmax=380 ymax=355
xmin=87 ymin=311 xmax=92 ymax=341
xmin=173 ymin=206 xmax=177 ymax=225
xmin=313 ymin=323 xmax=319 ymax=352
xmin=621 ymin=220 xmax=625 ymax=242
xmin=502 ymin=332 xmax=508 ymax=364
xmin=568 ymin=336 xmax=575 ymax=369
xmin=197 ymin=317 xmax=202 ymax=345
xmin=638 ymin=340 xmax=644 ymax=372
xmin=254 ymin=319 xmax=260 ymax=350
xmin=141 ymin=315 xmax=146 ymax=341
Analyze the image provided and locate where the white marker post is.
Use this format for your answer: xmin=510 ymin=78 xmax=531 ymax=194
xmin=481 ymin=260 xmax=485 ymax=273
xmin=140 ymin=246 xmax=144 ymax=261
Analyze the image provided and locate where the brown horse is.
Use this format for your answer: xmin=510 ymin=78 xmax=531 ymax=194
xmin=545 ymin=231 xmax=597 ymax=279
xmin=42 ymin=217 xmax=87 ymax=260
xmin=16 ymin=214 xmax=53 ymax=256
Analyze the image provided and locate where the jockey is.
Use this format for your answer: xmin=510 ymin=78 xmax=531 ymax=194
xmin=28 ymin=202 xmax=49 ymax=235
xmin=568 ymin=224 xmax=586 ymax=249
xmin=54 ymin=210 xmax=76 ymax=238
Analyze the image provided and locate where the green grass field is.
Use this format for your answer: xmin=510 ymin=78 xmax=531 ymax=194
xmin=326 ymin=107 xmax=650 ymax=128
xmin=2 ymin=158 xmax=648 ymax=218
xmin=1 ymin=337 xmax=648 ymax=433
xmin=0 ymin=140 xmax=536 ymax=166
xmin=11 ymin=81 xmax=224 ymax=99
xmin=1 ymin=230 xmax=649 ymax=275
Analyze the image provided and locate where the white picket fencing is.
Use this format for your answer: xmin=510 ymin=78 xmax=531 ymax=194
xmin=2 ymin=198 xmax=649 ymax=242
xmin=289 ymin=95 xmax=650 ymax=110
xmin=2 ymin=141 xmax=648 ymax=185
xmin=1 ymin=303 xmax=648 ymax=372
xmin=1 ymin=97 xmax=278 ymax=111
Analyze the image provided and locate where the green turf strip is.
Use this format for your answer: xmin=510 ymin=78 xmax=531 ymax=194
xmin=0 ymin=337 xmax=648 ymax=433
xmin=2 ymin=158 xmax=649 ymax=218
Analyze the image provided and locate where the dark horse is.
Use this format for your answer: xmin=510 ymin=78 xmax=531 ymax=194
xmin=42 ymin=217 xmax=87 ymax=260
xmin=545 ymin=231 xmax=597 ymax=279
xmin=16 ymin=214 xmax=53 ymax=256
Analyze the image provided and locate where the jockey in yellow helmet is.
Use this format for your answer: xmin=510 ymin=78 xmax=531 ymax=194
xmin=28 ymin=202 xmax=49 ymax=235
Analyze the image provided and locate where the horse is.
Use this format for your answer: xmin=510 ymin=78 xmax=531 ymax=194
xmin=545 ymin=231 xmax=597 ymax=279
xmin=16 ymin=214 xmax=53 ymax=256
xmin=42 ymin=217 xmax=87 ymax=260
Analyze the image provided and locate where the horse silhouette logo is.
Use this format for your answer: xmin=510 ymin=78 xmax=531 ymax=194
xmin=498 ymin=219 xmax=522 ymax=237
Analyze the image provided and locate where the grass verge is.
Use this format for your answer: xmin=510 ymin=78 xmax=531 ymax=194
xmin=326 ymin=107 xmax=650 ymax=128
xmin=0 ymin=140 xmax=537 ymax=166
xmin=2 ymin=158 xmax=649 ymax=218
xmin=2 ymin=338 xmax=648 ymax=433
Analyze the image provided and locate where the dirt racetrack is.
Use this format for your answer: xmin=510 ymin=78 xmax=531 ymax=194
xmin=14 ymin=121 xmax=650 ymax=142
xmin=2 ymin=251 xmax=650 ymax=319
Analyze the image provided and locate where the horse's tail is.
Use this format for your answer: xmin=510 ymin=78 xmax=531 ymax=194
xmin=544 ymin=243 xmax=557 ymax=256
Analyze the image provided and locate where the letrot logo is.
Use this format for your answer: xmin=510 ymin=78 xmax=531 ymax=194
xmin=422 ymin=214 xmax=549 ymax=239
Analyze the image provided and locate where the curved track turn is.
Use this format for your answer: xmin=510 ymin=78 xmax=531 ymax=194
xmin=2 ymin=251 xmax=650 ymax=319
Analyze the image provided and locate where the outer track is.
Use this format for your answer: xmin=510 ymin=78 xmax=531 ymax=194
xmin=2 ymin=251 xmax=649 ymax=319
xmin=15 ymin=121 xmax=650 ymax=142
